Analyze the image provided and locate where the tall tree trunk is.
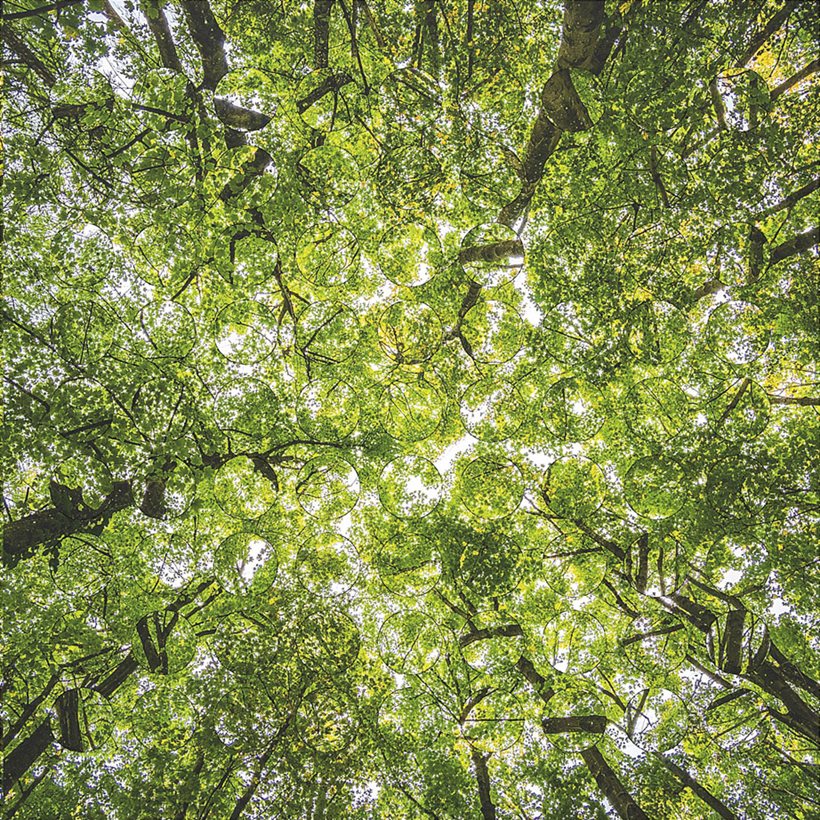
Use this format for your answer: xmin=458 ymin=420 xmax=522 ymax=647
xmin=580 ymin=746 xmax=649 ymax=820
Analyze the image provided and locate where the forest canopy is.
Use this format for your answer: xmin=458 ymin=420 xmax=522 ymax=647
xmin=1 ymin=0 xmax=819 ymax=817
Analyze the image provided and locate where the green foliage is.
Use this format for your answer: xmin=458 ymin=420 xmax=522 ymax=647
xmin=2 ymin=1 xmax=818 ymax=818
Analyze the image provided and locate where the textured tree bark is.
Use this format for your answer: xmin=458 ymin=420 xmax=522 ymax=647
xmin=634 ymin=533 xmax=649 ymax=592
xmin=556 ymin=1 xmax=605 ymax=69
xmin=542 ymin=715 xmax=608 ymax=734
xmin=56 ymin=688 xmax=83 ymax=751
xmin=458 ymin=240 xmax=524 ymax=266
xmin=768 ymin=641 xmax=820 ymax=700
xmin=541 ymin=67 xmax=593 ymax=132
xmin=95 ymin=654 xmax=140 ymax=699
xmin=460 ymin=623 xmax=524 ymax=647
xmin=3 ymin=481 xmax=134 ymax=564
xmin=770 ymin=225 xmax=819 ymax=264
xmin=772 ymin=58 xmax=820 ymax=99
xmin=581 ymin=746 xmax=649 ymax=820
xmin=745 ymin=661 xmax=820 ymax=743
xmin=181 ymin=0 xmax=229 ymax=89
xmin=214 ymin=98 xmax=272 ymax=131
xmin=515 ymin=656 xmax=556 ymax=704
xmin=721 ymin=609 xmax=746 ymax=674
xmin=218 ymin=146 xmax=274 ymax=202
xmin=314 ymin=0 xmax=333 ymax=69
xmin=760 ymin=177 xmax=820 ymax=216
xmin=3 ymin=0 xmax=84 ymax=20
xmin=498 ymin=1 xmax=610 ymax=225
xmin=471 ymin=750 xmax=497 ymax=820
xmin=1 ymin=673 xmax=60 ymax=751
xmin=736 ymin=1 xmax=799 ymax=69
xmin=1 ymin=27 xmax=57 ymax=86
xmin=140 ymin=0 xmax=184 ymax=72
xmin=3 ymin=719 xmax=55 ymax=795
xmin=295 ymin=71 xmax=353 ymax=113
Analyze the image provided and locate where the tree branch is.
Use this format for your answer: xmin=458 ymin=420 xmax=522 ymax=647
xmin=580 ymin=746 xmax=649 ymax=820
xmin=771 ymin=57 xmax=820 ymax=99
xmin=2 ymin=0 xmax=83 ymax=20
xmin=181 ymin=0 xmax=229 ymax=90
xmin=769 ymin=225 xmax=819 ymax=265
xmin=139 ymin=0 xmax=184 ymax=72
xmin=736 ymin=1 xmax=799 ymax=69
xmin=759 ymin=176 xmax=820 ymax=217
xmin=654 ymin=753 xmax=740 ymax=820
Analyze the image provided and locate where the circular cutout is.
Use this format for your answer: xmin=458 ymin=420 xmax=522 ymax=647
xmin=624 ymin=378 xmax=690 ymax=444
xmin=213 ymin=456 xmax=277 ymax=519
xmin=460 ymin=378 xmax=524 ymax=442
xmin=294 ymin=608 xmax=361 ymax=673
xmin=705 ymin=456 xmax=772 ymax=522
xmin=621 ymin=614 xmax=688 ymax=675
xmin=213 ymin=299 xmax=277 ymax=364
xmin=378 ymin=610 xmax=442 ymax=674
xmin=375 ymin=532 xmax=440 ymax=597
xmin=130 ymin=377 xmax=191 ymax=444
xmin=377 ymin=145 xmax=443 ymax=211
xmin=132 ymin=222 xmax=200 ymax=290
xmin=706 ymin=378 xmax=770 ymax=441
xmin=377 ymin=222 xmax=442 ymax=287
xmin=625 ymin=300 xmax=688 ymax=364
xmin=296 ymin=222 xmax=360 ymax=287
xmin=51 ymin=379 xmax=114 ymax=444
xmin=134 ymin=462 xmax=195 ymax=520
xmin=295 ymin=453 xmax=360 ymax=518
xmin=379 ymin=68 xmax=442 ymax=133
xmin=624 ymin=688 xmax=689 ymax=752
xmin=378 ymin=455 xmax=442 ymax=519
xmin=51 ymin=454 xmax=113 ymax=510
xmin=215 ymin=532 xmax=277 ymax=596
xmin=542 ymin=377 xmax=605 ymax=442
xmin=229 ymin=234 xmax=279 ymax=287
xmin=297 ymin=377 xmax=360 ymax=440
xmin=296 ymin=530 xmax=361 ymax=597
xmin=460 ymin=300 xmax=525 ymax=364
xmin=541 ymin=682 xmax=607 ymax=752
xmin=544 ymin=536 xmax=609 ymax=598
xmin=542 ymin=611 xmax=606 ymax=674
xmin=379 ymin=373 xmax=446 ymax=441
xmin=460 ymin=531 xmax=523 ymax=598
xmin=300 ymin=690 xmax=358 ymax=753
xmin=136 ymin=300 xmax=196 ymax=359
xmin=214 ymin=379 xmax=279 ymax=447
xmin=460 ymin=689 xmax=524 ymax=753
xmin=458 ymin=456 xmax=524 ymax=520
xmin=542 ymin=457 xmax=606 ymax=519
xmin=296 ymin=301 xmax=360 ymax=364
xmin=296 ymin=68 xmax=356 ymax=132
xmin=706 ymin=301 xmax=770 ymax=365
xmin=52 ymin=301 xmax=114 ymax=366
xmin=460 ymin=223 xmax=524 ymax=287
xmin=460 ymin=611 xmax=525 ymax=674
xmin=378 ymin=301 xmax=442 ymax=364
xmin=131 ymin=610 xmax=196 ymax=674
xmin=541 ymin=302 xmax=603 ymax=364
xmin=298 ymin=144 xmax=360 ymax=208
xmin=624 ymin=456 xmax=687 ymax=519
xmin=459 ymin=140 xmax=520 ymax=211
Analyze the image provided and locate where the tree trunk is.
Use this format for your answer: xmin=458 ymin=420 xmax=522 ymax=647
xmin=580 ymin=746 xmax=649 ymax=820
xmin=3 ymin=719 xmax=54 ymax=795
